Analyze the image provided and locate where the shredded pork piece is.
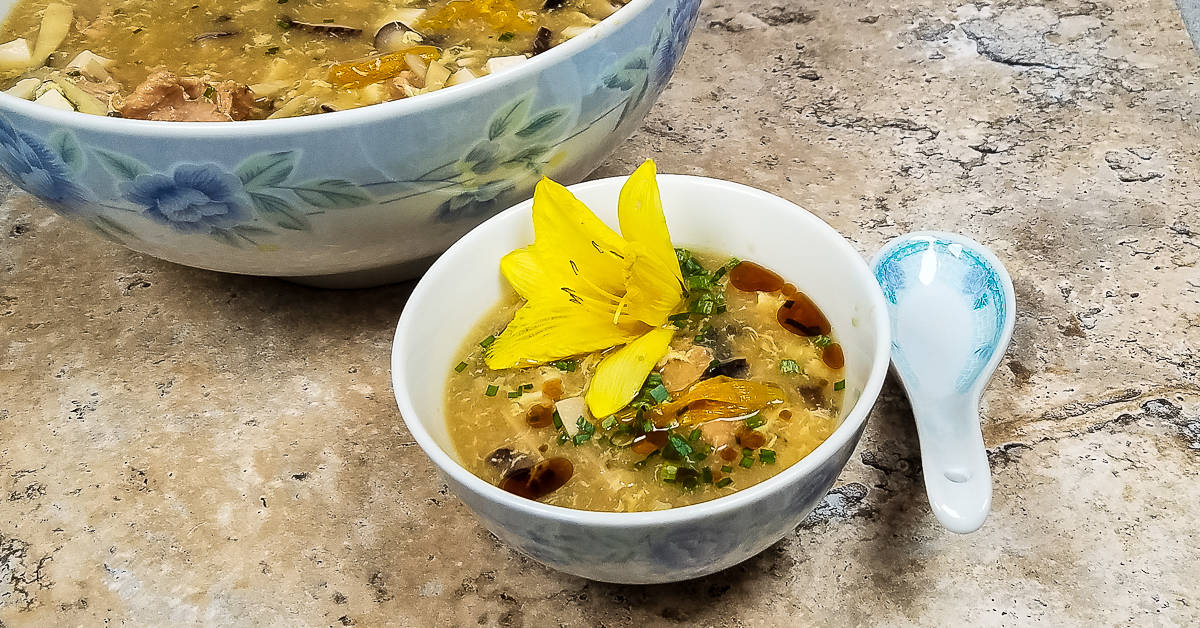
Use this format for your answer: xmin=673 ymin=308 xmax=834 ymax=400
xmin=660 ymin=345 xmax=714 ymax=392
xmin=117 ymin=70 xmax=255 ymax=121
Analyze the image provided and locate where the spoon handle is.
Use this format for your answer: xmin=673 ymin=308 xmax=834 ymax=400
xmin=910 ymin=396 xmax=992 ymax=533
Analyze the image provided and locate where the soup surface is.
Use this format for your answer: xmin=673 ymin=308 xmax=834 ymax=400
xmin=446 ymin=251 xmax=846 ymax=512
xmin=0 ymin=0 xmax=625 ymax=120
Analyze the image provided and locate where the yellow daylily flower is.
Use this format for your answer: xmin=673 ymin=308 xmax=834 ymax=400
xmin=485 ymin=160 xmax=685 ymax=417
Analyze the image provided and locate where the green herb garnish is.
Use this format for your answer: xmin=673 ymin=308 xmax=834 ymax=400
xmin=814 ymin=335 xmax=833 ymax=348
xmin=740 ymin=456 xmax=755 ymax=469
xmin=647 ymin=384 xmax=669 ymax=404
xmin=659 ymin=465 xmax=678 ymax=482
xmin=498 ymin=32 xmax=514 ymax=42
xmin=507 ymin=390 xmax=522 ymax=399
xmin=485 ymin=384 xmax=499 ymax=397
xmin=701 ymin=467 xmax=714 ymax=484
xmin=552 ymin=410 xmax=563 ymax=429
xmin=667 ymin=434 xmax=693 ymax=458
xmin=760 ymin=449 xmax=777 ymax=464
xmin=519 ymin=383 xmax=534 ymax=392
xmin=454 ymin=361 xmax=468 ymax=373
xmin=265 ymin=46 xmax=280 ymax=55
xmin=721 ymin=465 xmax=733 ymax=474
xmin=549 ymin=359 xmax=578 ymax=372
xmin=601 ymin=416 xmax=618 ymax=431
xmin=780 ymin=359 xmax=800 ymax=374
xmin=277 ymin=18 xmax=292 ymax=30
xmin=688 ymin=428 xmax=702 ymax=441
xmin=572 ymin=417 xmax=595 ymax=445
xmin=716 ymin=477 xmax=733 ymax=488
xmin=834 ymin=379 xmax=846 ymax=391
xmin=744 ymin=413 xmax=766 ymax=429
xmin=479 ymin=335 xmax=496 ymax=348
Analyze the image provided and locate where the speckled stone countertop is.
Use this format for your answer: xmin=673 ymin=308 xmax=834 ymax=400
xmin=2 ymin=0 xmax=1199 ymax=625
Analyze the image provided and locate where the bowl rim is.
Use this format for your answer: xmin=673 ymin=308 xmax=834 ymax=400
xmin=391 ymin=174 xmax=892 ymax=527
xmin=0 ymin=0 xmax=656 ymax=137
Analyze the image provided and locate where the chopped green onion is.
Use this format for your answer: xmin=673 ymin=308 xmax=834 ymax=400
xmin=834 ymin=380 xmax=846 ymax=391
xmin=688 ymin=428 xmax=702 ymax=441
xmin=549 ymin=359 xmax=578 ymax=372
xmin=601 ymin=416 xmax=618 ymax=431
xmin=640 ymin=419 xmax=655 ymax=433
xmin=552 ymin=410 xmax=563 ymax=429
xmin=556 ymin=433 xmax=568 ymax=445
xmin=648 ymin=384 xmax=669 ymax=404
xmin=721 ymin=465 xmax=733 ymax=474
xmin=454 ymin=361 xmax=468 ymax=373
xmin=691 ymin=296 xmax=715 ymax=315
xmin=744 ymin=413 xmax=766 ymax=429
xmin=701 ymin=467 xmax=714 ymax=484
xmin=484 ymin=385 xmax=499 ymax=397
xmin=479 ymin=335 xmax=496 ymax=348
xmin=742 ymin=447 xmax=753 ymax=457
xmin=780 ymin=359 xmax=800 ymax=374
xmin=498 ymin=31 xmax=514 ymax=42
xmin=668 ymin=434 xmax=693 ymax=458
xmin=686 ymin=275 xmax=712 ymax=291
xmin=659 ymin=465 xmax=678 ymax=482
xmin=667 ymin=313 xmax=692 ymax=327
xmin=760 ymin=449 xmax=777 ymax=464
xmin=507 ymin=391 xmax=521 ymax=399
xmin=813 ymin=335 xmax=833 ymax=348
xmin=519 ymin=383 xmax=534 ymax=392
xmin=572 ymin=417 xmax=595 ymax=445
xmin=265 ymin=46 xmax=280 ymax=55
xmin=716 ymin=477 xmax=733 ymax=488
xmin=740 ymin=456 xmax=754 ymax=469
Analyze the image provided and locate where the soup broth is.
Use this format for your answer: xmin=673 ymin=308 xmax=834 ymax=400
xmin=0 ymin=0 xmax=625 ymax=119
xmin=446 ymin=251 xmax=846 ymax=512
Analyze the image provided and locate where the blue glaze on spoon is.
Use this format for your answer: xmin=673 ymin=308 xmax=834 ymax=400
xmin=872 ymin=232 xmax=1016 ymax=534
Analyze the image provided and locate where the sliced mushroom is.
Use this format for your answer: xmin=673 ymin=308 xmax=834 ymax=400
xmin=374 ymin=20 xmax=424 ymax=53
xmin=486 ymin=447 xmax=534 ymax=478
xmin=281 ymin=16 xmax=362 ymax=38
xmin=530 ymin=27 xmax=553 ymax=55
xmin=703 ymin=358 xmax=749 ymax=380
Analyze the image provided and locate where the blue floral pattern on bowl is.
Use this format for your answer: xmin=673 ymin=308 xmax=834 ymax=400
xmin=0 ymin=0 xmax=700 ymax=284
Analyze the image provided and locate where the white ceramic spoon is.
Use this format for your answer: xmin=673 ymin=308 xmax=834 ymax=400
xmin=871 ymin=232 xmax=1016 ymax=534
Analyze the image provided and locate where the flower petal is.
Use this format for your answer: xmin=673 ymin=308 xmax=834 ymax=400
xmin=618 ymin=160 xmax=683 ymax=287
xmin=585 ymin=327 xmax=675 ymax=417
xmin=531 ymin=177 xmax=631 ymax=298
xmin=621 ymin=243 xmax=685 ymax=326
xmin=486 ymin=300 xmax=644 ymax=370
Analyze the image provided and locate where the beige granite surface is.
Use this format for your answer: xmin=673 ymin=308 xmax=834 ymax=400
xmin=2 ymin=0 xmax=1199 ymax=625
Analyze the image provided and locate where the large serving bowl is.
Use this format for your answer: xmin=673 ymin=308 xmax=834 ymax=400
xmin=391 ymin=175 xmax=891 ymax=584
xmin=0 ymin=0 xmax=700 ymax=287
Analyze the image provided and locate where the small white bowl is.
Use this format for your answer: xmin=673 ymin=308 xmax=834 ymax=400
xmin=391 ymin=174 xmax=890 ymax=583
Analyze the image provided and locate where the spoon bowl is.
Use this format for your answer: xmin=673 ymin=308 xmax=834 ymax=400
xmin=872 ymin=232 xmax=1015 ymax=533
